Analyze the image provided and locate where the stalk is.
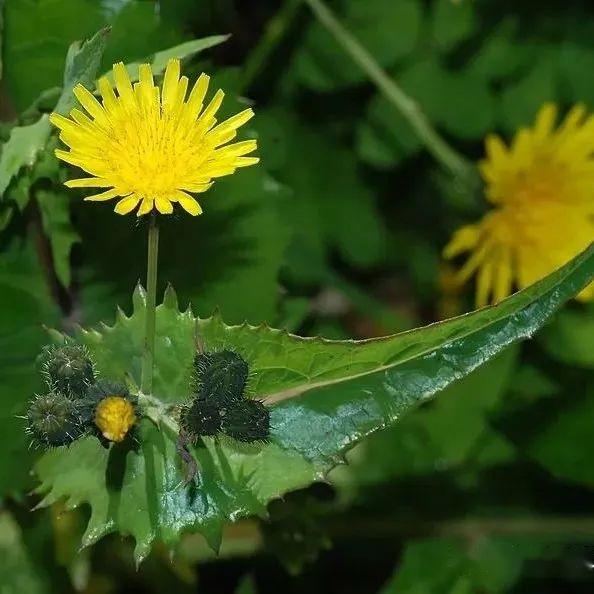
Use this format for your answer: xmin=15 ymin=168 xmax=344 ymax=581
xmin=141 ymin=214 xmax=159 ymax=395
xmin=303 ymin=0 xmax=476 ymax=183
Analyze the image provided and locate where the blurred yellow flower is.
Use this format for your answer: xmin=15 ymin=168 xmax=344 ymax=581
xmin=50 ymin=59 xmax=258 ymax=216
xmin=444 ymin=103 xmax=594 ymax=307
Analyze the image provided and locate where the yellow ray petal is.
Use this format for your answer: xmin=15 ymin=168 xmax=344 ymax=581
xmin=476 ymin=257 xmax=495 ymax=308
xmin=233 ymin=156 xmax=260 ymax=167
xmin=138 ymin=63 xmax=154 ymax=88
xmin=98 ymin=76 xmax=118 ymax=112
xmin=137 ymin=197 xmax=154 ymax=216
xmin=84 ymin=189 xmax=121 ymax=202
xmin=210 ymin=108 xmax=255 ymax=136
xmin=171 ymin=191 xmax=202 ymax=215
xmin=213 ymin=140 xmax=258 ymax=158
xmin=73 ymin=85 xmax=109 ymax=126
xmin=162 ymin=58 xmax=181 ymax=108
xmin=185 ymin=73 xmax=210 ymax=120
xmin=114 ymin=194 xmax=141 ymax=215
xmin=180 ymin=182 xmax=213 ymax=193
xmin=533 ymin=103 xmax=557 ymax=140
xmin=174 ymin=76 xmax=189 ymax=111
xmin=200 ymin=89 xmax=225 ymax=122
xmin=113 ymin=62 xmax=135 ymax=105
xmin=443 ymin=224 xmax=481 ymax=259
xmin=65 ymin=178 xmax=112 ymax=188
xmin=155 ymin=196 xmax=173 ymax=214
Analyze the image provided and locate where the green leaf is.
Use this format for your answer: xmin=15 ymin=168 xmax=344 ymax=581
xmin=358 ymin=57 xmax=495 ymax=168
xmin=0 ymin=115 xmax=50 ymax=198
xmin=530 ymin=387 xmax=594 ymax=487
xmin=37 ymin=189 xmax=80 ymax=287
xmin=1 ymin=27 xmax=107 ymax=206
xmin=103 ymin=34 xmax=229 ymax=84
xmin=380 ymin=536 xmax=551 ymax=594
xmin=557 ymin=46 xmax=594 ymax=108
xmin=0 ymin=511 xmax=49 ymax=594
xmin=150 ymin=35 xmax=230 ymax=73
xmin=2 ymin=0 xmax=105 ymax=110
xmin=0 ymin=240 xmax=60 ymax=496
xmin=357 ymin=94 xmax=422 ymax=168
xmin=498 ymin=59 xmax=556 ymax=134
xmin=33 ymin=245 xmax=594 ymax=562
xmin=54 ymin=27 xmax=110 ymax=115
xmin=261 ymin=109 xmax=387 ymax=278
xmin=294 ymin=0 xmax=422 ymax=91
xmin=100 ymin=1 xmax=185 ymax=70
xmin=398 ymin=57 xmax=495 ymax=140
xmin=539 ymin=304 xmax=594 ymax=369
xmin=0 ymin=0 xmax=4 ymax=80
xmin=336 ymin=348 xmax=518 ymax=490
xmin=467 ymin=21 xmax=534 ymax=82
xmin=430 ymin=0 xmax=476 ymax=53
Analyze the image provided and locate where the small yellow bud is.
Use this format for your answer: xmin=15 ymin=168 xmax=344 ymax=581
xmin=94 ymin=396 xmax=136 ymax=442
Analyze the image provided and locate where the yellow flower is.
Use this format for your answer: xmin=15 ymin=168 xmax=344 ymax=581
xmin=444 ymin=103 xmax=594 ymax=307
xmin=50 ymin=59 xmax=259 ymax=216
xmin=94 ymin=395 xmax=136 ymax=442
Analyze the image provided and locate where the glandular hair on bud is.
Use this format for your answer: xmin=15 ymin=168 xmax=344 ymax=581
xmin=26 ymin=391 xmax=85 ymax=448
xmin=41 ymin=343 xmax=96 ymax=397
xmin=193 ymin=349 xmax=249 ymax=405
xmin=221 ymin=399 xmax=270 ymax=443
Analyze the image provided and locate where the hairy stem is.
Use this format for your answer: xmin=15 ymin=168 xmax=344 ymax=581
xmin=302 ymin=0 xmax=475 ymax=182
xmin=141 ymin=215 xmax=159 ymax=395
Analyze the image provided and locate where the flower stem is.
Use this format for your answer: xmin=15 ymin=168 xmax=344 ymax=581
xmin=302 ymin=0 xmax=476 ymax=183
xmin=141 ymin=214 xmax=159 ymax=395
xmin=239 ymin=0 xmax=302 ymax=92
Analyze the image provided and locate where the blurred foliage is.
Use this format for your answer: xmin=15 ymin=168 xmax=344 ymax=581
xmin=2 ymin=0 xmax=594 ymax=593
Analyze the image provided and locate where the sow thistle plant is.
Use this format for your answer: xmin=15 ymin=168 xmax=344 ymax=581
xmin=17 ymin=32 xmax=594 ymax=563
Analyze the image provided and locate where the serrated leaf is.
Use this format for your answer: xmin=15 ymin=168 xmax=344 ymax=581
xmin=34 ymin=245 xmax=594 ymax=562
xmin=1 ymin=28 xmax=107 ymax=206
xmin=54 ymin=27 xmax=110 ymax=115
xmin=0 ymin=115 xmax=50 ymax=198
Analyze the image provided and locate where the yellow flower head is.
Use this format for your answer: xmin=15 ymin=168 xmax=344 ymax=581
xmin=444 ymin=103 xmax=594 ymax=307
xmin=94 ymin=395 xmax=136 ymax=442
xmin=50 ymin=59 xmax=259 ymax=216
